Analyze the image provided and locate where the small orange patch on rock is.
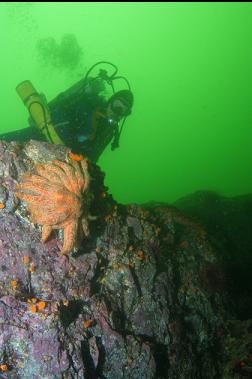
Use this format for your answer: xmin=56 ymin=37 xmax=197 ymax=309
xmin=0 ymin=364 xmax=8 ymax=372
xmin=136 ymin=250 xmax=148 ymax=261
xmin=104 ymin=214 xmax=113 ymax=223
xmin=11 ymin=280 xmax=18 ymax=289
xmin=0 ymin=203 xmax=5 ymax=209
xmin=83 ymin=319 xmax=94 ymax=329
xmin=37 ymin=301 xmax=46 ymax=310
xmin=69 ymin=151 xmax=84 ymax=161
xmin=28 ymin=297 xmax=37 ymax=304
xmin=29 ymin=263 xmax=36 ymax=273
xmin=179 ymin=240 xmax=190 ymax=249
xmin=30 ymin=305 xmax=37 ymax=313
xmin=23 ymin=255 xmax=31 ymax=265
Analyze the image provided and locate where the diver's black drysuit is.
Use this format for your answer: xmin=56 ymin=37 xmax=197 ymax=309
xmin=0 ymin=77 xmax=120 ymax=163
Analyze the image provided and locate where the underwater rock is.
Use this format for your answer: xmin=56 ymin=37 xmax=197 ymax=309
xmin=175 ymin=190 xmax=252 ymax=319
xmin=0 ymin=139 xmax=247 ymax=378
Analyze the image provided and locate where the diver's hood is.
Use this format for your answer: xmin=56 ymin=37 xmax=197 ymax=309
xmin=109 ymin=90 xmax=134 ymax=114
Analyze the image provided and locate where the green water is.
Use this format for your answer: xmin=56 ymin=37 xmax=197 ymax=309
xmin=1 ymin=2 xmax=252 ymax=204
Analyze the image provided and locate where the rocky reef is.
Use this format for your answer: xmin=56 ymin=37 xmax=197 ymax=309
xmin=0 ymin=139 xmax=251 ymax=378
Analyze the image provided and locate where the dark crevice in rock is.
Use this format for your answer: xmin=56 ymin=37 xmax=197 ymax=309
xmin=95 ymin=337 xmax=106 ymax=379
xmin=90 ymin=255 xmax=108 ymax=296
xmin=153 ymin=343 xmax=169 ymax=379
xmin=129 ymin=265 xmax=142 ymax=297
xmin=110 ymin=307 xmax=128 ymax=333
xmin=81 ymin=340 xmax=98 ymax=379
xmin=59 ymin=300 xmax=83 ymax=328
xmin=80 ymin=337 xmax=107 ymax=379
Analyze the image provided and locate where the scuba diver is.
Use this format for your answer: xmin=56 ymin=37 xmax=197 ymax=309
xmin=1 ymin=61 xmax=134 ymax=162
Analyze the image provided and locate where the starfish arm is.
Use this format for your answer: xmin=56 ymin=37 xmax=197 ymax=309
xmin=35 ymin=164 xmax=63 ymax=186
xmin=70 ymin=160 xmax=86 ymax=194
xmin=61 ymin=221 xmax=78 ymax=255
xmin=15 ymin=192 xmax=42 ymax=204
xmin=80 ymin=158 xmax=90 ymax=191
xmin=19 ymin=174 xmax=49 ymax=185
xmin=36 ymin=162 xmax=72 ymax=193
xmin=52 ymin=160 xmax=79 ymax=195
xmin=28 ymin=204 xmax=73 ymax=225
xmin=41 ymin=225 xmax=53 ymax=242
xmin=81 ymin=217 xmax=90 ymax=237
xmin=15 ymin=181 xmax=61 ymax=197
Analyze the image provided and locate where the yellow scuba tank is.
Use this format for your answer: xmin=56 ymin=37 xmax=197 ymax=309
xmin=16 ymin=80 xmax=64 ymax=145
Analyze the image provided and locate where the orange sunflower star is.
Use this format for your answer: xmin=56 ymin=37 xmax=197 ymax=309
xmin=15 ymin=157 xmax=91 ymax=255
